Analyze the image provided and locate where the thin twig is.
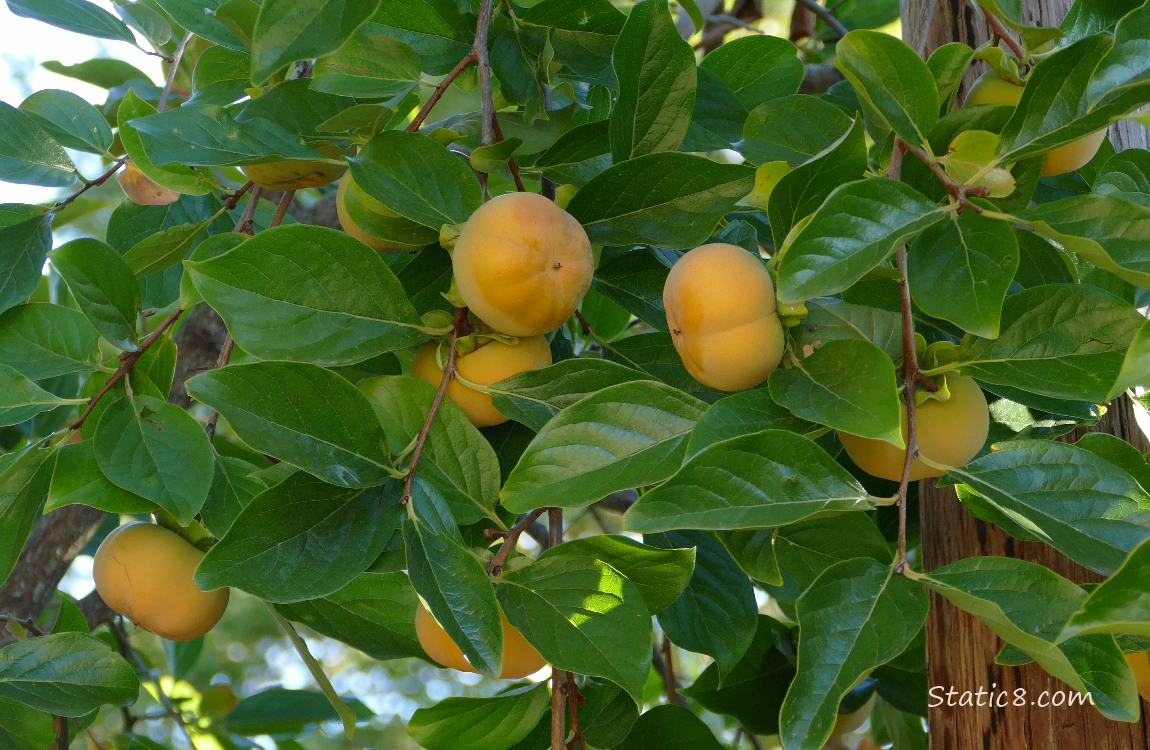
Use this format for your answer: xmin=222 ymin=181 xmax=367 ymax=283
xmin=485 ymin=509 xmax=547 ymax=575
xmin=564 ymin=672 xmax=586 ymax=750
xmin=221 ymin=180 xmax=255 ymax=211
xmin=406 ymin=51 xmax=478 ymax=134
xmin=549 ymin=507 xmax=565 ymax=750
xmin=203 ymin=336 xmax=234 ymax=441
xmin=269 ymin=189 xmax=296 ymax=228
xmin=401 ymin=308 xmax=470 ymax=504
xmin=55 ymin=718 xmax=68 ymax=750
xmin=660 ymin=635 xmax=686 ymax=707
xmin=900 ymin=139 xmax=988 ymax=213
xmin=490 ymin=113 xmax=526 ymax=192
xmin=793 ymin=0 xmax=848 ymax=39
xmin=980 ymin=6 xmax=1027 ymax=61
xmin=53 ymin=156 xmax=129 ymax=211
xmin=232 ymin=184 xmax=264 ymax=235
xmin=158 ymin=31 xmax=194 ymax=113
xmin=710 ymin=14 xmax=764 ymax=33
xmin=66 ymin=305 xmax=185 ymax=431
xmin=0 ymin=613 xmax=46 ymax=636
xmin=111 ymin=620 xmax=196 ymax=748
xmin=894 ymin=245 xmax=917 ymax=574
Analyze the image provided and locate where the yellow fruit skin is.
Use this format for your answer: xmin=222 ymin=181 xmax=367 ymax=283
xmin=452 ymin=192 xmax=594 ymax=336
xmin=411 ymin=336 xmax=553 ymax=427
xmin=118 ymin=162 xmax=180 ymax=206
xmin=242 ymin=144 xmax=347 ymax=190
xmin=965 ymin=71 xmax=1106 ymax=177
xmin=336 ymin=173 xmax=430 ymax=252
xmin=839 ymin=375 xmax=990 ymax=482
xmin=1129 ymin=651 xmax=1150 ymax=703
xmin=663 ymin=243 xmax=785 ymax=392
xmin=93 ymin=522 xmax=229 ymax=641
xmin=415 ymin=601 xmax=547 ymax=679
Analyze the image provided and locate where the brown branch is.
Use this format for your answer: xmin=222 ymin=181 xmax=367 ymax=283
xmin=476 ymin=0 xmax=496 ymax=150
xmin=53 ymin=156 xmax=129 ymax=211
xmin=660 ymin=635 xmax=686 ymax=707
xmin=564 ymin=672 xmax=586 ymax=750
xmin=894 ymin=245 xmax=918 ymax=574
xmin=67 ymin=305 xmax=185 ymax=431
xmin=981 ymin=7 xmax=1027 ymax=61
xmin=157 ymin=31 xmax=193 ymax=113
xmin=406 ymin=51 xmax=478 ymax=134
xmin=112 ymin=620 xmax=196 ymax=748
xmin=401 ymin=308 xmax=470 ymax=504
xmin=548 ymin=506 xmax=565 ymax=750
xmin=221 ymin=180 xmax=255 ymax=212
xmin=55 ymin=718 xmax=68 ymax=750
xmin=269 ymin=189 xmax=296 ymax=227
xmin=900 ymin=139 xmax=989 ymax=213
xmin=794 ymin=0 xmax=848 ymax=39
xmin=485 ymin=509 xmax=548 ymax=575
xmin=0 ymin=613 xmax=46 ymax=636
xmin=203 ymin=336 xmax=234 ymax=442
xmin=490 ymin=113 xmax=526 ymax=192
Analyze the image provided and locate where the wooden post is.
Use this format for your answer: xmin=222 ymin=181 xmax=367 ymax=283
xmin=901 ymin=0 xmax=1150 ymax=746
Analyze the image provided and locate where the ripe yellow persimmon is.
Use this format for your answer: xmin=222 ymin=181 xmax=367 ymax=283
xmin=415 ymin=601 xmax=547 ymax=679
xmin=242 ymin=144 xmax=347 ymax=190
xmin=839 ymin=375 xmax=990 ymax=482
xmin=965 ymin=71 xmax=1107 ymax=177
xmin=1128 ymin=651 xmax=1150 ymax=702
xmin=411 ymin=336 xmax=552 ymax=427
xmin=335 ymin=173 xmax=434 ymax=251
xmin=663 ymin=242 xmax=785 ymax=391
xmin=117 ymin=161 xmax=180 ymax=206
xmin=452 ymin=192 xmax=593 ymax=337
xmin=93 ymin=521 xmax=229 ymax=641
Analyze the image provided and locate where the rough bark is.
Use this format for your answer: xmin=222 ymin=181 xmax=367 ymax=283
xmin=903 ymin=0 xmax=1150 ymax=747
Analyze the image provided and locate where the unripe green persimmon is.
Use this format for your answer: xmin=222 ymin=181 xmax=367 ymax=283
xmin=965 ymin=71 xmax=1107 ymax=177
xmin=838 ymin=375 xmax=989 ymax=481
xmin=93 ymin=521 xmax=229 ymax=641
xmin=411 ymin=335 xmax=552 ymax=427
xmin=414 ymin=601 xmax=547 ymax=679
xmin=663 ymin=242 xmax=785 ymax=392
xmin=452 ymin=192 xmax=594 ymax=337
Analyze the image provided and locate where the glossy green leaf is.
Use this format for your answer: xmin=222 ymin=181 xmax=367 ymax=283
xmin=791 ymin=297 xmax=904 ymax=365
xmin=769 ymin=339 xmax=901 ymax=444
xmin=780 ymin=558 xmax=927 ymax=750
xmin=223 ymin=688 xmax=374 ymax=736
xmin=625 ymin=429 xmax=871 ymax=532
xmin=522 ymin=0 xmax=624 ymax=76
xmin=776 ymin=177 xmax=942 ymax=304
xmin=0 ymin=449 xmax=56 ymax=585
xmin=501 ymin=380 xmax=705 ymax=513
xmin=251 ymin=0 xmax=381 ymax=82
xmin=48 ymin=239 xmax=140 ymax=351
xmin=93 ymin=394 xmax=213 ymax=525
xmin=976 ymin=0 xmax=1062 ymax=49
xmin=1061 ymin=537 xmax=1150 ymax=639
xmin=498 ymin=554 xmax=652 ymax=702
xmin=926 ymin=42 xmax=975 ymax=110
xmin=371 ymin=0 xmax=474 ymax=76
xmin=129 ymin=105 xmax=321 ymax=166
xmin=739 ymin=94 xmax=853 ymax=167
xmin=956 ymin=284 xmax=1143 ymax=402
xmin=196 ymin=472 xmax=398 ymax=601
xmin=46 ymin=440 xmax=155 ymax=515
xmin=1094 ymin=149 xmax=1150 ymax=195
xmin=0 ymin=304 xmax=99 ymax=380
xmin=187 ymin=225 xmax=424 ymax=366
xmin=616 ymin=704 xmax=723 ymax=750
xmin=609 ymin=0 xmax=696 ymax=162
xmin=700 ymin=35 xmax=802 ymax=109
xmin=767 ymin=514 xmax=893 ymax=608
xmin=0 ymin=212 xmax=54 ymax=313
xmin=19 ymin=90 xmax=113 ymax=154
xmin=1111 ymin=318 xmax=1150 ymax=398
xmin=532 ymin=120 xmax=612 ymax=186
xmin=0 ymin=696 xmax=53 ymax=750
xmin=568 ymin=153 xmax=754 ymax=249
xmin=0 ymin=633 xmax=138 ymax=717
xmin=592 ymin=248 xmax=670 ymax=331
xmin=6 ymin=0 xmax=136 ymax=43
xmin=0 ymin=364 xmax=81 ymax=426
xmin=313 ymin=27 xmax=420 ymax=98
xmin=117 ymin=90 xmax=214 ymax=196
xmin=408 ymin=684 xmax=549 ymax=750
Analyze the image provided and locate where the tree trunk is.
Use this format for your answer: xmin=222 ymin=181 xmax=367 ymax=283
xmin=902 ymin=1 xmax=1150 ymax=747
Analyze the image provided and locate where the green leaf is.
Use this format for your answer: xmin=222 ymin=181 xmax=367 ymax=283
xmin=956 ymin=284 xmax=1143 ymax=402
xmin=486 ymin=358 xmax=652 ymax=432
xmin=0 ymin=448 xmax=56 ymax=585
xmin=567 ymin=153 xmax=754 ymax=249
xmin=700 ymin=35 xmax=803 ymax=109
xmin=313 ymin=27 xmax=420 ymax=98
xmin=767 ymin=514 xmax=893 ymax=609
xmin=625 ymin=429 xmax=871 ymax=532
xmin=0 ymin=633 xmax=138 ymax=717
xmin=359 ymin=376 xmax=499 ymax=525
xmin=918 ymin=556 xmax=1136 ymax=721
xmin=41 ymin=57 xmax=149 ymax=89
xmin=0 ymin=696 xmax=53 ymax=750
xmin=768 ymin=118 xmax=867 ymax=249
xmin=116 ymin=1 xmax=172 ymax=48
xmin=779 ymin=558 xmax=927 ymax=750
xmin=0 ymin=364 xmax=81 ymax=426
xmin=791 ymin=297 xmax=904 ymax=366
xmin=251 ymin=0 xmax=381 ymax=83
xmin=6 ymin=0 xmax=136 ymax=42
xmin=776 ymin=177 xmax=942 ymax=304
xmin=117 ymin=90 xmax=213 ymax=196
xmin=19 ymin=90 xmax=113 ymax=155
xmin=687 ymin=390 xmax=814 ymax=458
xmin=926 ymin=42 xmax=976 ymax=110
xmin=769 ymin=339 xmax=901 ymax=444
xmin=405 ymin=515 xmax=504 ymax=677
xmin=976 ymin=0 xmax=1063 ymax=49
xmin=46 ymin=440 xmax=155 ymax=515
xmin=129 ymin=105 xmax=322 ymax=166
xmin=198 ymin=454 xmax=263 ymax=537
xmin=522 ymin=0 xmax=624 ymax=76
xmin=0 ymin=213 xmax=54 ymax=313
xmin=186 ymin=361 xmax=394 ymax=488
xmin=48 ymin=239 xmax=140 ymax=351
xmin=739 ymin=94 xmax=853 ymax=167
xmin=948 ymin=440 xmax=1150 ymax=576
xmin=349 ymin=130 xmax=482 ymax=230
xmin=539 ymin=535 xmax=695 ymax=614
xmin=196 ymin=472 xmax=398 ymax=602
xmin=498 ymin=554 xmax=652 ymax=702
xmin=276 ymin=571 xmax=423 ymax=661
xmin=908 ymin=202 xmax=1018 ymax=339
xmin=93 ymin=394 xmax=213 ymax=525
xmin=1111 ymin=318 xmax=1150 ymax=397
xmin=533 ymin=120 xmax=612 ymax=186
xmin=1061 ymin=537 xmax=1150 ymax=639
xmin=602 ymin=332 xmax=711 ymax=395
xmin=408 ymin=684 xmax=550 ymax=750
xmin=609 ymin=0 xmax=696 ymax=162
xmin=833 ymin=30 xmax=939 ymax=150
xmin=370 ymin=0 xmax=475 ymax=76
xmin=186 ymin=225 xmax=424 ymax=366
xmin=616 ymin=704 xmax=723 ymax=750
xmin=1095 ymin=149 xmax=1150 ymax=194
xmin=1018 ymin=194 xmax=1150 ymax=291
xmin=501 ymin=380 xmax=705 ymax=513
xmin=0 ymin=303 xmax=99 ymax=380
xmin=223 ymin=688 xmax=373 ymax=736
xmin=648 ymin=530 xmax=757 ymax=678
xmin=592 ymin=248 xmax=671 ymax=331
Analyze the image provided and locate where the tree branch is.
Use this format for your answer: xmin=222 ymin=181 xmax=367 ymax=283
xmin=888 ymin=142 xmax=916 ymax=573
xmin=794 ymin=0 xmax=848 ymax=39
xmin=486 ymin=509 xmax=547 ymax=575
xmin=900 ymin=139 xmax=989 ymax=212
xmin=490 ymin=113 xmax=526 ymax=192
xmin=564 ymin=672 xmax=586 ymax=750
xmin=158 ymin=31 xmax=194 ymax=113
xmin=53 ymin=156 xmax=129 ymax=211
xmin=406 ymin=51 xmax=478 ymax=134
xmin=660 ymin=635 xmax=686 ymax=707
xmin=980 ymin=6 xmax=1027 ymax=61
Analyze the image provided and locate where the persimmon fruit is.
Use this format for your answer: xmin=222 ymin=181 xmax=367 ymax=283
xmin=415 ymin=601 xmax=547 ymax=679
